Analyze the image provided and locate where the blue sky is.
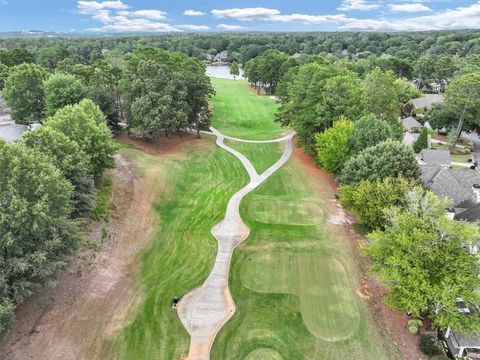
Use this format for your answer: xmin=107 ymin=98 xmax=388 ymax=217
xmin=1 ymin=0 xmax=480 ymax=33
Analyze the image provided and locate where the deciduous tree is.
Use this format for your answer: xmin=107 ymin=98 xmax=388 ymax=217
xmin=46 ymin=99 xmax=117 ymax=176
xmin=43 ymin=73 xmax=88 ymax=116
xmin=0 ymin=141 xmax=80 ymax=333
xmin=362 ymin=68 xmax=400 ymax=123
xmin=315 ymin=116 xmax=354 ymax=173
xmin=3 ymin=63 xmax=48 ymax=123
xmin=339 ymin=177 xmax=413 ymax=229
xmin=340 ymin=139 xmax=420 ymax=183
xmin=365 ymin=188 xmax=480 ymax=332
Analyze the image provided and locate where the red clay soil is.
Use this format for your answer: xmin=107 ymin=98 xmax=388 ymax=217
xmin=116 ymin=130 xmax=198 ymax=155
xmin=292 ymin=144 xmax=429 ymax=360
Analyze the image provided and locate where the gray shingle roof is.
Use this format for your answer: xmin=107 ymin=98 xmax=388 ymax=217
xmin=402 ymin=116 xmax=423 ymax=129
xmin=419 ymin=149 xmax=451 ymax=166
xmin=421 ymin=165 xmax=480 ymax=207
xmin=409 ymin=94 xmax=445 ymax=110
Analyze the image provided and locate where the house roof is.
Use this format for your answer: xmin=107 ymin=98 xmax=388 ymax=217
xmin=421 ymin=165 xmax=480 ymax=207
xmin=456 ymin=203 xmax=480 ymax=222
xmin=449 ymin=329 xmax=480 ymax=350
xmin=419 ymin=149 xmax=451 ymax=167
xmin=402 ymin=116 xmax=423 ymax=129
xmin=408 ymin=94 xmax=445 ymax=110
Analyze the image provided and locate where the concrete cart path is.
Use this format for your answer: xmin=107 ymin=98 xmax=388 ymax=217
xmin=177 ymin=126 xmax=294 ymax=360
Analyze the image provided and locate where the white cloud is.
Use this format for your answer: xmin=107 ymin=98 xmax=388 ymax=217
xmin=212 ymin=7 xmax=280 ymax=21
xmin=78 ymin=1 xmax=178 ymax=32
xmin=183 ymin=9 xmax=205 ymax=16
xmin=128 ymin=10 xmax=167 ymax=20
xmin=388 ymin=3 xmax=432 ymax=12
xmin=336 ymin=1 xmax=480 ymax=30
xmin=87 ymin=17 xmax=178 ymax=32
xmin=217 ymin=24 xmax=246 ymax=30
xmin=337 ymin=0 xmax=381 ymax=11
xmin=177 ymin=24 xmax=210 ymax=30
xmin=77 ymin=1 xmax=127 ymax=15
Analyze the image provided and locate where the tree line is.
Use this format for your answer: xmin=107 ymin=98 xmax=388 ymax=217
xmin=0 ymin=46 xmax=214 ymax=333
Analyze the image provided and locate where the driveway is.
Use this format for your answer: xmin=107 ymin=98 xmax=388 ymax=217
xmin=0 ymin=124 xmax=27 ymax=143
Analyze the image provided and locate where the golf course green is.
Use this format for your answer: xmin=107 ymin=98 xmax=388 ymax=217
xmin=105 ymin=78 xmax=398 ymax=359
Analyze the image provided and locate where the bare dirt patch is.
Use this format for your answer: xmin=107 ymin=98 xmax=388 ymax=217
xmin=0 ymin=135 xmax=197 ymax=360
xmin=292 ymin=144 xmax=427 ymax=360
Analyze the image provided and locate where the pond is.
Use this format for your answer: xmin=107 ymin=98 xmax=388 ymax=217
xmin=205 ymin=65 xmax=244 ymax=80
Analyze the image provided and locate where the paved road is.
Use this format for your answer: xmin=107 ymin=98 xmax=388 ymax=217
xmin=177 ymin=126 xmax=294 ymax=360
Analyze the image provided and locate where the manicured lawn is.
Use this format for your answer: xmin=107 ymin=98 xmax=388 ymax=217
xmin=105 ymin=77 xmax=397 ymax=359
xmin=224 ymin=139 xmax=283 ymax=174
xmin=210 ymin=78 xmax=285 ymax=140
xmin=451 ymin=154 xmax=472 ymax=163
xmin=102 ymin=142 xmax=248 ymax=359
xmin=211 ymin=159 xmax=398 ymax=359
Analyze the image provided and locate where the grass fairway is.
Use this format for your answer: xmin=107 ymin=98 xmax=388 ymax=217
xmin=209 ymin=79 xmax=398 ymax=359
xmin=210 ymin=78 xmax=284 ymax=140
xmin=224 ymin=140 xmax=283 ymax=174
xmin=102 ymin=140 xmax=248 ymax=359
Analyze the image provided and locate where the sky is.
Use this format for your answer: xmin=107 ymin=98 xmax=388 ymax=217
xmin=1 ymin=0 xmax=480 ymax=33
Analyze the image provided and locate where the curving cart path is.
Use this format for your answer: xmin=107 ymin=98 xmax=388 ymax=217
xmin=177 ymin=126 xmax=294 ymax=360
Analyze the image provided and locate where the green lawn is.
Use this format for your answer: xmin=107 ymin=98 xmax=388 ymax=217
xmin=211 ymin=158 xmax=398 ymax=360
xmin=210 ymin=78 xmax=285 ymax=140
xmin=106 ymin=77 xmax=397 ymax=359
xmin=451 ymin=154 xmax=472 ymax=163
xmin=224 ymin=139 xmax=283 ymax=174
xmin=102 ymin=142 xmax=248 ymax=359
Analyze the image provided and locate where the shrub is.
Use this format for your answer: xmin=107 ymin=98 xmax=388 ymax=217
xmin=408 ymin=319 xmax=423 ymax=334
xmin=419 ymin=333 xmax=440 ymax=355
xmin=413 ymin=128 xmax=428 ymax=153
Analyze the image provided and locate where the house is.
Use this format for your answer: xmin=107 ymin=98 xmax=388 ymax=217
xmin=420 ymin=154 xmax=480 ymax=222
xmin=402 ymin=116 xmax=423 ymax=133
xmin=213 ymin=50 xmax=228 ymax=63
xmin=404 ymin=94 xmax=445 ymax=116
xmin=442 ymin=300 xmax=480 ymax=358
xmin=418 ymin=149 xmax=451 ymax=167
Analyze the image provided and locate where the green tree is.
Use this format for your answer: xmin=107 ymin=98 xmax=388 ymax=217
xmin=0 ymin=48 xmax=34 ymax=67
xmin=444 ymin=72 xmax=480 ymax=138
xmin=349 ymin=114 xmax=402 ymax=155
xmin=0 ymin=63 xmax=9 ymax=90
xmin=3 ymin=63 xmax=48 ymax=123
xmin=0 ymin=141 xmax=80 ymax=333
xmin=126 ymin=60 xmax=189 ymax=141
xmin=339 ymin=177 xmax=413 ymax=229
xmin=23 ymin=127 xmax=95 ymax=216
xmin=230 ymin=61 xmax=240 ymax=80
xmin=43 ymin=73 xmax=88 ymax=117
xmin=362 ymin=68 xmax=400 ymax=123
xmin=413 ymin=128 xmax=429 ymax=153
xmin=340 ymin=139 xmax=420 ymax=183
xmin=395 ymin=78 xmax=422 ymax=104
xmin=365 ymin=188 xmax=480 ymax=332
xmin=315 ymin=116 xmax=354 ymax=173
xmin=276 ymin=62 xmax=362 ymax=154
xmin=46 ymin=99 xmax=117 ymax=176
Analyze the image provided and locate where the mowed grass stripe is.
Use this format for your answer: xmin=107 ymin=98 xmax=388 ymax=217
xmin=210 ymin=78 xmax=285 ymax=140
xmin=210 ymin=79 xmax=398 ymax=359
xmin=102 ymin=140 xmax=248 ymax=359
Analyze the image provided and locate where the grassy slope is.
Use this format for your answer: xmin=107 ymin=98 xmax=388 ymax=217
xmin=209 ymin=78 xmax=284 ymax=140
xmin=210 ymin=79 xmax=397 ymax=359
xmin=103 ymin=143 xmax=248 ymax=359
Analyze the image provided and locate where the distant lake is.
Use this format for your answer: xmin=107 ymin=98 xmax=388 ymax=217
xmin=205 ymin=65 xmax=245 ymax=80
